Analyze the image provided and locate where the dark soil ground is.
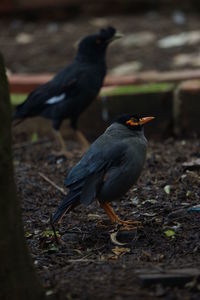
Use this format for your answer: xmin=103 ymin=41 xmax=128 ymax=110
xmin=13 ymin=128 xmax=200 ymax=300
xmin=1 ymin=13 xmax=200 ymax=74
xmin=7 ymin=10 xmax=200 ymax=299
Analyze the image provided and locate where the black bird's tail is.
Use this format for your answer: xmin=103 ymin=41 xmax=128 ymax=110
xmin=12 ymin=97 xmax=30 ymax=125
xmin=12 ymin=105 xmax=26 ymax=126
xmin=12 ymin=117 xmax=24 ymax=126
xmin=52 ymin=191 xmax=80 ymax=224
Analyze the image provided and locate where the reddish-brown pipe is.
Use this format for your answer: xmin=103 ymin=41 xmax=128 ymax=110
xmin=8 ymin=69 xmax=200 ymax=94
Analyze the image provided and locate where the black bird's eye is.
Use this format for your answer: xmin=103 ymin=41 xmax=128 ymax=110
xmin=96 ymin=38 xmax=102 ymax=44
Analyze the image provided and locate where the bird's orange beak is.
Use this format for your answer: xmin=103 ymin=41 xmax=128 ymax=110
xmin=139 ymin=116 xmax=155 ymax=125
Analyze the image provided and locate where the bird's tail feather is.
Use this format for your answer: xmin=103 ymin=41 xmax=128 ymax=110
xmin=12 ymin=117 xmax=24 ymax=126
xmin=12 ymin=108 xmax=25 ymax=126
xmin=52 ymin=191 xmax=80 ymax=224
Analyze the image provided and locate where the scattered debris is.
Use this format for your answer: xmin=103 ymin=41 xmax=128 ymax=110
xmin=39 ymin=172 xmax=67 ymax=196
xmin=89 ymin=18 xmax=109 ymax=27
xmin=87 ymin=213 xmax=102 ymax=220
xmin=173 ymin=53 xmax=200 ymax=67
xmin=164 ymin=229 xmax=176 ymax=238
xmin=141 ymin=199 xmax=157 ymax=205
xmin=164 ymin=185 xmax=171 ymax=195
xmin=112 ymin=246 xmax=130 ymax=257
xmin=130 ymin=196 xmax=139 ymax=206
xmin=110 ymin=231 xmax=127 ymax=246
xmin=15 ymin=33 xmax=33 ymax=44
xmin=186 ymin=190 xmax=192 ymax=197
xmin=142 ymin=212 xmax=156 ymax=217
xmin=31 ymin=132 xmax=38 ymax=143
xmin=56 ymin=157 xmax=65 ymax=165
xmin=181 ymin=202 xmax=190 ymax=206
xmin=25 ymin=231 xmax=33 ymax=238
xmin=170 ymin=222 xmax=181 ymax=232
xmin=121 ymin=32 xmax=156 ymax=47
xmin=112 ymin=230 xmax=138 ymax=245
xmin=158 ymin=31 xmax=200 ymax=48
xmin=42 ymin=230 xmax=60 ymax=238
xmin=46 ymin=290 xmax=54 ymax=297
xmin=110 ymin=61 xmax=142 ymax=76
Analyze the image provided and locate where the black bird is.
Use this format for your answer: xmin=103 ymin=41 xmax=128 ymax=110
xmin=52 ymin=113 xmax=154 ymax=229
xmin=13 ymin=27 xmax=122 ymax=157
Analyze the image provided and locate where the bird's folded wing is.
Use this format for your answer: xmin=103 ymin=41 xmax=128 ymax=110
xmin=14 ymin=63 xmax=81 ymax=117
xmin=66 ymin=142 xmax=127 ymax=186
xmin=65 ymin=142 xmax=127 ymax=205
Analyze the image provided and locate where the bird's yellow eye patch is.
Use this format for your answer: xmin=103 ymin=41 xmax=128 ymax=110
xmin=126 ymin=119 xmax=139 ymax=126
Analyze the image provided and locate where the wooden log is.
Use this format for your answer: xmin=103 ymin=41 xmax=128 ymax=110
xmin=136 ymin=268 xmax=200 ymax=287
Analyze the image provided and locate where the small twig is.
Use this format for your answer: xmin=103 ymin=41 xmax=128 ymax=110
xmin=39 ymin=172 xmax=67 ymax=196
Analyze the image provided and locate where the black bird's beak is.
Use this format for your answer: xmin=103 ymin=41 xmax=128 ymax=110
xmin=108 ymin=31 xmax=123 ymax=43
xmin=139 ymin=116 xmax=155 ymax=125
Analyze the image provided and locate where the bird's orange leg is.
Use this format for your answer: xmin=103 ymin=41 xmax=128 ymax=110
xmin=100 ymin=202 xmax=141 ymax=229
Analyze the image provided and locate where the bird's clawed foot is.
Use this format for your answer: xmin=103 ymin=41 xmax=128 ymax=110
xmin=100 ymin=202 xmax=142 ymax=231
xmin=116 ymin=219 xmax=142 ymax=231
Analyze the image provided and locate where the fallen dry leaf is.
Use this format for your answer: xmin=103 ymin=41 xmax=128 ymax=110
xmin=87 ymin=213 xmax=102 ymax=220
xmin=112 ymin=246 xmax=131 ymax=256
xmin=110 ymin=231 xmax=127 ymax=246
xmin=164 ymin=185 xmax=171 ymax=195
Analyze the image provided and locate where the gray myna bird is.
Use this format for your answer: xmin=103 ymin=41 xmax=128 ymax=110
xmin=52 ymin=113 xmax=154 ymax=229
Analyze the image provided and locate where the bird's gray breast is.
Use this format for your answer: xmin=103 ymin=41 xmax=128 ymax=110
xmin=98 ymin=133 xmax=147 ymax=202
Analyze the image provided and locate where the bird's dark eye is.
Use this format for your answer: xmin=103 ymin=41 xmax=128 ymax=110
xmin=132 ymin=117 xmax=139 ymax=123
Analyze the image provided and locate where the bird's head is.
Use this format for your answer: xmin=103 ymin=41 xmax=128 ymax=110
xmin=76 ymin=27 xmax=122 ymax=63
xmin=114 ymin=114 xmax=155 ymax=132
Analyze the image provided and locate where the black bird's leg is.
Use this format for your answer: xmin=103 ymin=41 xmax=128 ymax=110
xmin=75 ymin=130 xmax=90 ymax=150
xmin=52 ymin=120 xmax=73 ymax=158
xmin=100 ymin=202 xmax=141 ymax=230
xmin=71 ymin=118 xmax=90 ymax=151
xmin=50 ymin=214 xmax=60 ymax=245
